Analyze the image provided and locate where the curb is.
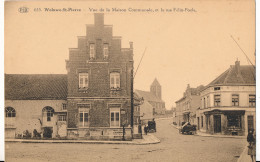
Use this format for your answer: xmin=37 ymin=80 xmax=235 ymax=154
xmin=5 ymin=134 xmax=160 ymax=145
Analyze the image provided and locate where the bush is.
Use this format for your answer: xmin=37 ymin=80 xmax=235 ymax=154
xmin=33 ymin=129 xmax=41 ymax=138
xmin=23 ymin=130 xmax=32 ymax=139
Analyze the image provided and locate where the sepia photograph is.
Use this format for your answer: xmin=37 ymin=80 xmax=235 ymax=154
xmin=2 ymin=0 xmax=256 ymax=161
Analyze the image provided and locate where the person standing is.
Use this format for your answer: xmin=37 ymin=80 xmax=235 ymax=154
xmin=247 ymin=129 xmax=256 ymax=162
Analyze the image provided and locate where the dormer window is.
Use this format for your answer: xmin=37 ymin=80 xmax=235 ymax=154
xmin=103 ymin=44 xmax=109 ymax=59
xmin=79 ymin=73 xmax=89 ymax=89
xmin=89 ymin=44 xmax=95 ymax=59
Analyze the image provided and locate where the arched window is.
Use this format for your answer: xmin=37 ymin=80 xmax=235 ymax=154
xmin=42 ymin=106 xmax=54 ymax=121
xmin=5 ymin=107 xmax=16 ymax=117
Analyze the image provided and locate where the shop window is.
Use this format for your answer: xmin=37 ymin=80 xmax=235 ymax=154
xmin=249 ymin=95 xmax=256 ymax=107
xmin=5 ymin=107 xmax=16 ymax=118
xmin=227 ymin=115 xmax=241 ymax=128
xmin=214 ymin=95 xmax=221 ymax=107
xmin=232 ymin=94 xmax=239 ymax=106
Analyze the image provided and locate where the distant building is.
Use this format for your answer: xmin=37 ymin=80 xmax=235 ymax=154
xmin=196 ymin=61 xmax=255 ymax=136
xmin=175 ymin=84 xmax=204 ymax=127
xmin=5 ymin=13 xmax=134 ymax=140
xmin=135 ymin=78 xmax=166 ymax=115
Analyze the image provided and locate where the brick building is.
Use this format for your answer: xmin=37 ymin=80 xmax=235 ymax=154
xmin=5 ymin=13 xmax=134 ymax=140
xmin=196 ymin=61 xmax=255 ymax=136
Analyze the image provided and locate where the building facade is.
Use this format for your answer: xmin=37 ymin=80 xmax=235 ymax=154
xmin=5 ymin=13 xmax=134 ymax=140
xmin=135 ymin=78 xmax=166 ymax=115
xmin=174 ymin=84 xmax=204 ymax=127
xmin=196 ymin=61 xmax=255 ymax=136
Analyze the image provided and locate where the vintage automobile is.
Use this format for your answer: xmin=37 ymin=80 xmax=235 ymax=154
xmin=179 ymin=122 xmax=197 ymax=135
xmin=147 ymin=120 xmax=156 ymax=133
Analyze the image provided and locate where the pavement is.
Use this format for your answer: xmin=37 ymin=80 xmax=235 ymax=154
xmin=5 ymin=134 xmax=160 ymax=145
xmin=171 ymin=123 xmax=252 ymax=162
xmin=237 ymin=145 xmax=253 ymax=162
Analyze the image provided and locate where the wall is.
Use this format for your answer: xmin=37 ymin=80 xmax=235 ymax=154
xmin=5 ymin=100 xmax=66 ymax=138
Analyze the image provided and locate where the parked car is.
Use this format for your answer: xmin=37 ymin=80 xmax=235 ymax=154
xmin=179 ymin=122 xmax=196 ymax=135
xmin=147 ymin=120 xmax=156 ymax=132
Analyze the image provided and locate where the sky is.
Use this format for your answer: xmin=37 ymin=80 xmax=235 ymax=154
xmin=4 ymin=0 xmax=255 ymax=110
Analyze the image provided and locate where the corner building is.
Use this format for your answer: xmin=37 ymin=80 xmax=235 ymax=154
xmin=66 ymin=13 xmax=133 ymax=140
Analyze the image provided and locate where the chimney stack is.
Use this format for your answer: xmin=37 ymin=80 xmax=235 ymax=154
xmin=94 ymin=13 xmax=104 ymax=27
xmin=235 ymin=60 xmax=241 ymax=76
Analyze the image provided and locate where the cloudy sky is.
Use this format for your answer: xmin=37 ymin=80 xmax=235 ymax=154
xmin=5 ymin=0 xmax=255 ymax=109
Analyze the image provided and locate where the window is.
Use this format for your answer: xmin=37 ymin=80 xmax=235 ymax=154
xmin=227 ymin=115 xmax=241 ymax=128
xmin=207 ymin=96 xmax=210 ymax=108
xmin=5 ymin=107 xmax=16 ymax=118
xmin=79 ymin=73 xmax=89 ymax=89
xmin=103 ymin=44 xmax=109 ymax=58
xmin=214 ymin=95 xmax=221 ymax=107
xmin=203 ymin=97 xmax=206 ymax=108
xmin=89 ymin=44 xmax=95 ymax=58
xmin=78 ymin=105 xmax=90 ymax=127
xmin=42 ymin=107 xmax=54 ymax=122
xmin=58 ymin=115 xmax=67 ymax=121
xmin=62 ymin=104 xmax=67 ymax=110
xmin=110 ymin=108 xmax=120 ymax=127
xmin=79 ymin=112 xmax=89 ymax=127
xmin=249 ymin=95 xmax=256 ymax=107
xmin=232 ymin=94 xmax=239 ymax=106
xmin=110 ymin=72 xmax=120 ymax=89
xmin=201 ymin=116 xmax=203 ymax=128
xmin=214 ymin=87 xmax=220 ymax=91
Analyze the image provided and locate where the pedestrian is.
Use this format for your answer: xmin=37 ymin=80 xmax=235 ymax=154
xmin=144 ymin=125 xmax=148 ymax=135
xmin=247 ymin=129 xmax=256 ymax=162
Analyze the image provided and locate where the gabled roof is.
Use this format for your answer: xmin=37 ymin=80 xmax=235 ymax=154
xmin=135 ymin=90 xmax=164 ymax=103
xmin=151 ymin=78 xmax=161 ymax=87
xmin=207 ymin=63 xmax=255 ymax=87
xmin=5 ymin=74 xmax=67 ymax=100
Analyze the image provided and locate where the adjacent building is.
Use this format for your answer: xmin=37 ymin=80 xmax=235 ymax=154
xmin=5 ymin=13 xmax=134 ymax=140
xmin=196 ymin=61 xmax=255 ymax=136
xmin=135 ymin=78 xmax=166 ymax=115
xmin=174 ymin=84 xmax=204 ymax=127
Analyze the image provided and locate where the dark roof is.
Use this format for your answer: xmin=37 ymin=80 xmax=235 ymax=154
xmin=5 ymin=74 xmax=67 ymax=100
xmin=207 ymin=64 xmax=255 ymax=87
xmin=135 ymin=90 xmax=164 ymax=103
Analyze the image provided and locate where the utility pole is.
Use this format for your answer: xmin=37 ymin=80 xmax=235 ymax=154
xmin=131 ymin=67 xmax=134 ymax=128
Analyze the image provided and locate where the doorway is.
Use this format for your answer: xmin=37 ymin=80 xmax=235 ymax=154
xmin=43 ymin=127 xmax=53 ymax=138
xmin=214 ymin=115 xmax=221 ymax=133
xmin=247 ymin=116 xmax=254 ymax=131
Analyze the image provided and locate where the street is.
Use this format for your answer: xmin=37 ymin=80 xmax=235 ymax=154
xmin=5 ymin=118 xmax=246 ymax=162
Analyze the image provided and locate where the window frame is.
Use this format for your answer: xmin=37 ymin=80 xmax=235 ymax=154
xmin=249 ymin=94 xmax=256 ymax=107
xmin=5 ymin=107 xmax=16 ymax=118
xmin=232 ymin=94 xmax=239 ymax=106
xmin=103 ymin=43 xmax=109 ymax=58
xmin=42 ymin=107 xmax=54 ymax=122
xmin=78 ymin=105 xmax=90 ymax=128
xmin=110 ymin=72 xmax=120 ymax=89
xmin=214 ymin=94 xmax=221 ymax=107
xmin=89 ymin=44 xmax=95 ymax=59
xmin=58 ymin=115 xmax=67 ymax=121
xmin=79 ymin=73 xmax=89 ymax=89
xmin=110 ymin=108 xmax=120 ymax=128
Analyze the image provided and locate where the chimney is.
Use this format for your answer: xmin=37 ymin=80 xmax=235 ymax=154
xmin=94 ymin=13 xmax=104 ymax=27
xmin=235 ymin=60 xmax=241 ymax=75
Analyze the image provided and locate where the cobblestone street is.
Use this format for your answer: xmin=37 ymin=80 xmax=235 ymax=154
xmin=5 ymin=118 xmax=246 ymax=162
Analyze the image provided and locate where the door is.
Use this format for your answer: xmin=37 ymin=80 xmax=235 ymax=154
xmin=214 ymin=115 xmax=221 ymax=133
xmin=247 ymin=116 xmax=254 ymax=131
